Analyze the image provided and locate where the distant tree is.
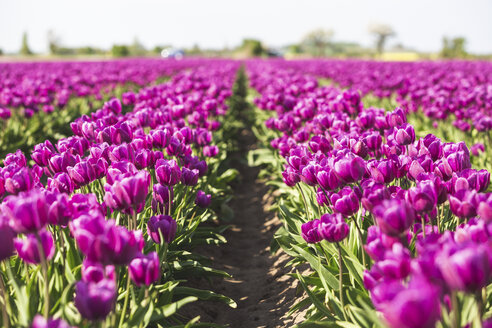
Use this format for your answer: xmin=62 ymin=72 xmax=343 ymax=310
xmin=129 ymin=37 xmax=146 ymax=56
xmin=288 ymin=44 xmax=303 ymax=54
xmin=47 ymin=30 xmax=61 ymax=55
xmin=111 ymin=45 xmax=130 ymax=57
xmin=241 ymin=39 xmax=265 ymax=57
xmin=441 ymin=36 xmax=467 ymax=58
xmin=153 ymin=46 xmax=164 ymax=54
xmin=301 ymin=29 xmax=334 ymax=56
xmin=0 ymin=49 xmax=3 ymax=56
xmin=369 ymin=23 xmax=395 ymax=54
xmin=20 ymin=31 xmax=33 ymax=55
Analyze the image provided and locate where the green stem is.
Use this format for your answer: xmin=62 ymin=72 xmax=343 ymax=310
xmin=297 ymin=184 xmax=311 ymax=222
xmin=336 ymin=243 xmax=347 ymax=320
xmin=451 ymin=291 xmax=460 ymax=328
xmin=476 ymin=291 xmax=484 ymax=328
xmin=353 ymin=213 xmax=367 ymax=269
xmin=35 ymin=232 xmax=50 ymax=319
xmin=118 ymin=273 xmax=132 ymax=328
xmin=421 ymin=214 xmax=426 ymax=239
xmin=0 ymin=269 xmax=9 ymax=328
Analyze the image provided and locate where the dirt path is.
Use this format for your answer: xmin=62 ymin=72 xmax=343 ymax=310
xmin=185 ymin=125 xmax=306 ymax=327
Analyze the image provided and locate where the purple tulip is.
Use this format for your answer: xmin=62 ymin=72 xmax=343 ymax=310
xmin=74 ymin=279 xmax=116 ymax=321
xmin=81 ymin=260 xmax=116 ymax=283
xmin=364 ymin=226 xmax=399 ymax=261
xmin=282 ymin=167 xmax=300 ymax=187
xmin=31 ymin=315 xmax=72 ymax=328
xmin=478 ymin=194 xmax=492 ymax=222
xmin=437 ymin=242 xmax=491 ymax=293
xmin=361 ymin=180 xmax=391 ymax=211
xmin=155 ymin=159 xmax=181 ymax=186
xmin=181 ymin=167 xmax=199 ymax=186
xmin=4 ymin=167 xmax=36 ymax=194
xmin=1 ymin=189 xmax=49 ymax=233
xmin=0 ymin=217 xmax=15 ymax=262
xmin=195 ymin=190 xmax=212 ymax=208
xmin=393 ymin=123 xmax=415 ymax=146
xmin=104 ymin=170 xmax=151 ymax=215
xmin=203 ymin=145 xmax=219 ymax=157
xmin=71 ymin=213 xmax=143 ymax=265
xmin=45 ymin=191 xmax=72 ymax=227
xmin=316 ymin=168 xmax=340 ymax=191
xmin=406 ymin=180 xmax=437 ymax=214
xmin=372 ymin=199 xmax=415 ymax=237
xmin=14 ymin=229 xmax=55 ymax=264
xmin=129 ymin=252 xmax=161 ymax=286
xmin=333 ymin=153 xmax=366 ymax=184
xmin=330 ymin=186 xmax=360 ymax=217
xmin=368 ymin=159 xmax=397 ymax=184
xmin=381 ymin=277 xmax=441 ymax=328
xmin=47 ymin=172 xmax=74 ymax=194
xmin=68 ymin=193 xmax=105 ymax=219
xmin=301 ymin=219 xmax=322 ymax=243
xmin=449 ymin=189 xmax=478 ymax=218
xmin=150 ymin=128 xmax=172 ymax=148
xmin=147 ymin=215 xmax=177 ymax=244
xmin=318 ymin=213 xmax=349 ymax=243
xmin=4 ymin=150 xmax=27 ymax=167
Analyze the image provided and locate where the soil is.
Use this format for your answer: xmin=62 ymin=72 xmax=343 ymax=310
xmin=182 ymin=126 xmax=307 ymax=327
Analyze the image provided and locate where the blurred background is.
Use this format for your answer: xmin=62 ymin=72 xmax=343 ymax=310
xmin=1 ymin=0 xmax=491 ymax=60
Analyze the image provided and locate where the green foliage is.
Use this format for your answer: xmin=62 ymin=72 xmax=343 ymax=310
xmin=441 ymin=36 xmax=468 ymax=59
xmin=240 ymin=39 xmax=265 ymax=57
xmin=112 ymin=45 xmax=130 ymax=57
xmin=20 ymin=32 xmax=33 ymax=56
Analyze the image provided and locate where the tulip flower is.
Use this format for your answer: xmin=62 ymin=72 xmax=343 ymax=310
xmin=147 ymin=215 xmax=177 ymax=244
xmin=74 ymin=279 xmax=116 ymax=321
xmin=129 ymin=252 xmax=161 ymax=286
xmin=14 ymin=229 xmax=55 ymax=265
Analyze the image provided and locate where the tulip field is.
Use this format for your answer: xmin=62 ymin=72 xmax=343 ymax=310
xmin=0 ymin=58 xmax=491 ymax=328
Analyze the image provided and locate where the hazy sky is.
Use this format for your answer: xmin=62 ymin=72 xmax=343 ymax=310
xmin=1 ymin=0 xmax=491 ymax=54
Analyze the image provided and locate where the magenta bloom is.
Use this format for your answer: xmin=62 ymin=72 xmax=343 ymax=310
xmin=104 ymin=170 xmax=151 ymax=215
xmin=330 ymin=186 xmax=360 ymax=217
xmin=181 ymin=167 xmax=199 ymax=186
xmin=47 ymin=172 xmax=74 ymax=194
xmin=81 ymin=260 xmax=116 ymax=283
xmin=318 ymin=213 xmax=349 ymax=243
xmin=195 ymin=190 xmax=211 ymax=208
xmin=437 ymin=242 xmax=491 ymax=293
xmin=71 ymin=213 xmax=143 ymax=265
xmin=1 ymin=189 xmax=49 ymax=233
xmin=129 ymin=252 xmax=161 ymax=286
xmin=14 ymin=229 xmax=55 ymax=264
xmin=147 ymin=215 xmax=177 ymax=244
xmin=203 ymin=145 xmax=219 ymax=157
xmin=155 ymin=159 xmax=181 ymax=186
xmin=406 ymin=180 xmax=437 ymax=214
xmin=449 ymin=189 xmax=478 ymax=218
xmin=301 ymin=219 xmax=322 ymax=244
xmin=0 ymin=217 xmax=15 ymax=262
xmin=4 ymin=167 xmax=36 ymax=194
xmin=393 ymin=123 xmax=415 ymax=146
xmin=372 ymin=199 xmax=415 ymax=236
xmin=31 ymin=315 xmax=73 ymax=328
xmin=333 ymin=154 xmax=366 ymax=184
xmin=381 ymin=277 xmax=441 ymax=328
xmin=74 ymin=279 xmax=116 ymax=321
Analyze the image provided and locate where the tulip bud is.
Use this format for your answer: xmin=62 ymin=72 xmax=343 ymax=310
xmin=14 ymin=229 xmax=55 ymax=264
xmin=129 ymin=252 xmax=161 ymax=286
xmin=147 ymin=215 xmax=177 ymax=244
xmin=318 ymin=213 xmax=349 ymax=243
xmin=195 ymin=190 xmax=211 ymax=208
xmin=74 ymin=279 xmax=116 ymax=321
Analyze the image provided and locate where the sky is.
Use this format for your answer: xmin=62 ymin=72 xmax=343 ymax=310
xmin=1 ymin=0 xmax=491 ymax=54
